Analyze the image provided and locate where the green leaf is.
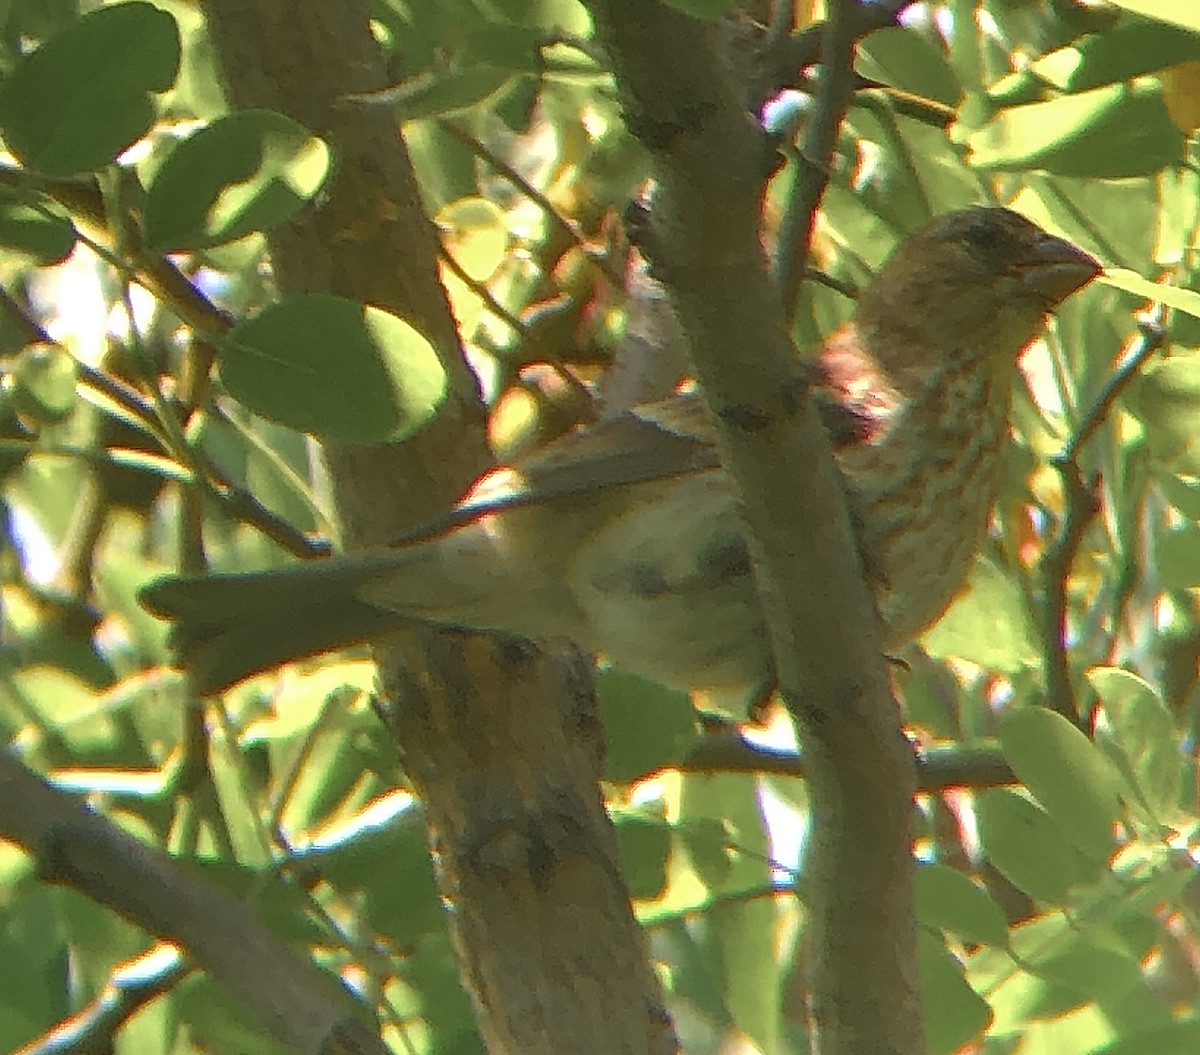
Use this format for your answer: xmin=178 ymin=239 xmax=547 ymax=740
xmin=856 ymin=26 xmax=962 ymax=108
xmin=919 ymin=930 xmax=993 ymax=1055
xmin=998 ymin=708 xmax=1122 ymax=863
xmin=308 ymin=807 xmax=446 ymax=945
xmin=1088 ymin=1021 xmax=1200 ymax=1055
xmin=144 ymin=110 xmax=332 ymax=251
xmin=1087 ymin=667 xmax=1182 ymax=820
xmin=614 ymin=810 xmax=671 ymax=901
xmin=1124 ymin=354 xmax=1200 ymax=463
xmin=711 ymin=896 xmax=781 ymax=1055
xmin=437 ymin=196 xmax=509 ymax=282
xmin=0 ymin=2 xmax=180 ymax=176
xmin=976 ymin=788 xmax=1099 ymax=904
xmin=11 ymin=342 xmax=77 ymax=425
xmin=220 ymin=294 xmax=448 ymax=444
xmin=1031 ymin=21 xmax=1200 ymax=93
xmin=922 ymin=556 xmax=1038 ymax=671
xmin=1100 ymin=269 xmax=1200 ymax=317
xmin=1154 ymin=470 xmax=1200 ymax=519
xmin=1107 ymin=1 xmax=1200 ymax=34
xmin=1031 ymin=934 xmax=1143 ymax=1003
xmin=966 ymin=80 xmax=1185 ymax=179
xmin=0 ymin=189 xmax=76 ymax=264
xmin=915 ymin=863 xmax=1009 ymax=947
xmin=1155 ymin=524 xmax=1200 ymax=588
xmin=597 ymin=669 xmax=696 ymax=783
xmin=387 ymin=67 xmax=513 ymax=123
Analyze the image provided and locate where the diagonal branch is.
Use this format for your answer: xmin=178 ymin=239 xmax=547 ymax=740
xmin=0 ymin=755 xmax=388 ymax=1055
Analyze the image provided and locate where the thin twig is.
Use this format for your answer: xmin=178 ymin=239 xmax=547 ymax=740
xmin=16 ymin=946 xmax=191 ymax=1055
xmin=438 ymin=245 xmax=528 ymax=336
xmin=675 ymin=724 xmax=1016 ymax=791
xmin=773 ymin=0 xmax=860 ymax=320
xmin=766 ymin=0 xmax=914 ymax=96
xmin=439 ymin=118 xmax=624 ymax=287
xmin=1039 ymin=320 xmax=1166 ymax=726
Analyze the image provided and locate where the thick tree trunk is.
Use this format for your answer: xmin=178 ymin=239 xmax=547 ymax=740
xmin=197 ymin=3 xmax=676 ymax=1053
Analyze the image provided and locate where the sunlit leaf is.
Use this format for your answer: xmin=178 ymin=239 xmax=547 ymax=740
xmin=920 ymin=931 xmax=993 ymax=1055
xmin=1107 ymin=0 xmax=1200 ymax=33
xmin=916 ymin=863 xmax=1009 ymax=947
xmin=998 ymin=709 xmax=1122 ymax=864
xmin=966 ymin=80 xmax=1184 ymax=178
xmin=144 ymin=110 xmax=332 ymax=250
xmin=976 ymin=789 xmax=1099 ymax=904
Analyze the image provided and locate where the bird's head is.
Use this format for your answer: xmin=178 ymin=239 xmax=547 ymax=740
xmin=854 ymin=207 xmax=1102 ymax=389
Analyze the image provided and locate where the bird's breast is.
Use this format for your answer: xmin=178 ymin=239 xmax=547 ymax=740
xmin=837 ymin=357 xmax=1014 ymax=647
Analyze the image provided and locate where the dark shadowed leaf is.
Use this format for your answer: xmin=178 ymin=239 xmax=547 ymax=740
xmin=597 ymin=669 xmax=696 ymax=783
xmin=614 ymin=810 xmax=671 ymax=900
xmin=0 ymin=189 xmax=76 ymax=263
xmin=0 ymin=1 xmax=180 ymax=175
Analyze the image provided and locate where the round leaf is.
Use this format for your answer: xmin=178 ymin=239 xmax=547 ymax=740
xmin=0 ymin=2 xmax=180 ymax=176
xmin=11 ymin=343 xmax=78 ymax=425
xmin=597 ymin=669 xmax=697 ymax=784
xmin=437 ymin=196 xmax=508 ymax=282
xmin=144 ymin=110 xmax=332 ymax=251
xmin=614 ymin=811 xmax=670 ymax=901
xmin=221 ymin=295 xmax=448 ymax=444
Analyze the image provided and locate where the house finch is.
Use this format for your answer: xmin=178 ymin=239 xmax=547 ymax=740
xmin=140 ymin=208 xmax=1100 ymax=696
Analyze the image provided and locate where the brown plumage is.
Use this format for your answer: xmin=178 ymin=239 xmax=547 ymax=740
xmin=140 ymin=208 xmax=1100 ymax=695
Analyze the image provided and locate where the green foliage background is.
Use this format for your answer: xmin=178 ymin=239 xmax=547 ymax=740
xmin=1 ymin=1 xmax=1200 ymax=1053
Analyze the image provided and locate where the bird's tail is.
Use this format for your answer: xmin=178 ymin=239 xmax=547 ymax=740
xmin=139 ymin=552 xmax=422 ymax=695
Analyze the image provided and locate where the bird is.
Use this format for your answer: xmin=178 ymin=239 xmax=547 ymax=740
xmin=139 ymin=207 xmax=1101 ymax=696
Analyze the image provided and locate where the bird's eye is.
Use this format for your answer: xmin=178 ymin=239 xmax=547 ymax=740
xmin=961 ymin=216 xmax=1011 ymax=256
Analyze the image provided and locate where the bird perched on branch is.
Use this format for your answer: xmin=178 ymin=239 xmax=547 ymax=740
xmin=140 ymin=208 xmax=1100 ymax=696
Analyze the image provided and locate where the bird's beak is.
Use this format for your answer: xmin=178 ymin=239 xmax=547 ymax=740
xmin=1021 ymin=232 xmax=1103 ymax=306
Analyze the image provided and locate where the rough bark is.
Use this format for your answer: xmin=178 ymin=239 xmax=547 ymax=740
xmin=197 ymin=3 xmax=675 ymax=1053
xmin=582 ymin=3 xmax=923 ymax=1053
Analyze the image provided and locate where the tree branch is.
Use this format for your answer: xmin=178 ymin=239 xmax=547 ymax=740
xmin=1039 ymin=318 xmax=1166 ymax=726
xmin=0 ymin=756 xmax=387 ymax=1055
xmin=197 ymin=4 xmax=674 ymax=1053
xmin=583 ymin=2 xmax=922 ymax=1052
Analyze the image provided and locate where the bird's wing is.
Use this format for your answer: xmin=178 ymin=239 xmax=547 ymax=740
xmin=387 ymin=368 xmax=874 ymax=548
xmin=387 ymin=392 xmax=724 ymax=546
